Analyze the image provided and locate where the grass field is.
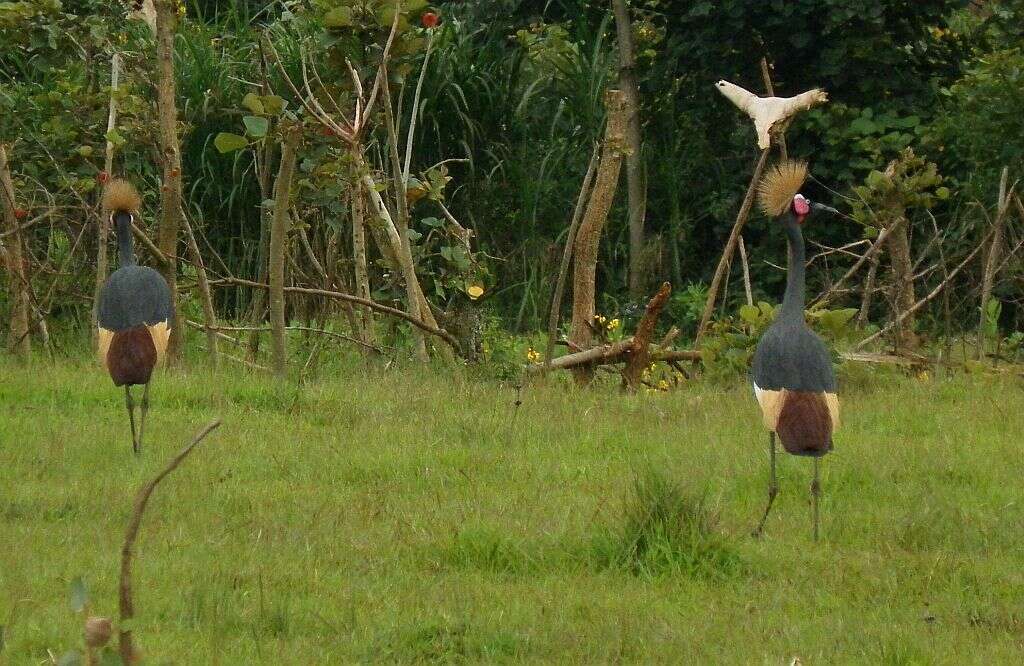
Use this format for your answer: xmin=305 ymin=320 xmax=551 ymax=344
xmin=2 ymin=357 xmax=1024 ymax=663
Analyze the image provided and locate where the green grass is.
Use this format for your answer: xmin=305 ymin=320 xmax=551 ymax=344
xmin=2 ymin=357 xmax=1024 ymax=663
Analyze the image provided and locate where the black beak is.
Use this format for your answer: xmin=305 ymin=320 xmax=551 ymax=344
xmin=810 ymin=202 xmax=839 ymax=216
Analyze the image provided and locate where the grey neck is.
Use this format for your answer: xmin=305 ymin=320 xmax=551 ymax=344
xmin=114 ymin=213 xmax=136 ymax=267
xmin=780 ymin=216 xmax=806 ymax=322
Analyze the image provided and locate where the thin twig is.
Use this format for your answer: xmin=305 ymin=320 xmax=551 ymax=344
xmin=120 ymin=420 xmax=222 ymax=664
xmin=212 ymin=276 xmax=460 ymax=351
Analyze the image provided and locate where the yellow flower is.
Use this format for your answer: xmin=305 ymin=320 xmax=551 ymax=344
xmin=607 ymin=318 xmax=620 ymax=331
xmin=526 ymin=348 xmax=541 ymax=363
xmin=657 ymin=380 xmax=669 ymax=391
xmin=467 ymin=284 xmax=484 ymax=300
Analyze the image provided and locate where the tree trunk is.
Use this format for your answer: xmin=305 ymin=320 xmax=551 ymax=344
xmin=350 ymin=175 xmax=376 ymax=350
xmin=269 ymin=128 xmax=300 ymax=379
xmin=93 ymin=52 xmax=121 ymax=340
xmin=569 ymin=89 xmax=628 ymax=385
xmin=381 ymin=74 xmax=428 ymax=360
xmin=247 ymin=49 xmax=277 ymax=355
xmin=544 ymin=142 xmax=600 ymax=370
xmin=154 ymin=0 xmax=184 ymax=362
xmin=886 ymin=215 xmax=917 ymax=351
xmin=977 ymin=166 xmax=1011 ymax=360
xmin=611 ymin=0 xmax=647 ymax=299
xmin=360 ymin=167 xmax=449 ymax=360
xmin=856 ymin=251 xmax=880 ymax=328
xmin=0 ymin=145 xmax=30 ymax=358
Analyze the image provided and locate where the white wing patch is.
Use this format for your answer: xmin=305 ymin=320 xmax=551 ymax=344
xmin=753 ymin=381 xmax=785 ymax=432
xmin=148 ymin=321 xmax=171 ymax=362
xmin=97 ymin=327 xmax=114 ymax=364
xmin=96 ymin=321 xmax=171 ymax=366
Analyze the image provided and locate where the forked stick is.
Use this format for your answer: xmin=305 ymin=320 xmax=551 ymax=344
xmin=119 ymin=419 xmax=221 ymax=664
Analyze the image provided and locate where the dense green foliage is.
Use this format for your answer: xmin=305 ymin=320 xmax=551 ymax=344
xmin=1 ymin=0 xmax=1022 ymax=345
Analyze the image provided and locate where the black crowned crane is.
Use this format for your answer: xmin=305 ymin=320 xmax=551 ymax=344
xmin=750 ymin=161 xmax=839 ymax=541
xmin=97 ymin=180 xmax=172 ymax=454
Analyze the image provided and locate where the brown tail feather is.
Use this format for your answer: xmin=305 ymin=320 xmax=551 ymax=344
xmin=106 ymin=326 xmax=157 ymax=386
xmin=776 ymin=391 xmax=833 ymax=457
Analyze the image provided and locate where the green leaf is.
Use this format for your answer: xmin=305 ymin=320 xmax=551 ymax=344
xmin=261 ymin=94 xmax=286 ymax=115
xmin=935 ymin=186 xmax=950 ymax=200
xmin=863 ymin=226 xmax=879 ymax=239
xmin=104 ymin=129 xmax=125 ymax=147
xmin=738 ymin=304 xmax=760 ymax=325
xmin=76 ymin=145 xmax=94 ymax=157
xmin=850 ymin=117 xmax=877 ymax=135
xmin=242 ymin=115 xmax=269 ymax=138
xmin=323 ymin=6 xmax=353 ymax=28
xmin=865 ymin=170 xmax=886 ymax=189
xmin=420 ymin=216 xmax=443 ymax=227
xmin=241 ymin=92 xmax=264 ymax=114
xmin=69 ymin=575 xmax=88 ymax=612
xmin=214 ymin=132 xmax=248 ymax=153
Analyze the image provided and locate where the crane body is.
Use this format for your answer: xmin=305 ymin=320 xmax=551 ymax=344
xmin=97 ymin=180 xmax=172 ymax=453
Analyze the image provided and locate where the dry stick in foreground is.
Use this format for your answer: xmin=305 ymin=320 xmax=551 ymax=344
xmin=694 ymin=147 xmax=770 ymax=345
xmin=544 ymin=142 xmax=600 ymax=371
xmin=119 ymin=419 xmax=222 ymax=664
xmin=621 ymin=281 xmax=671 ymax=390
xmin=854 ymin=227 xmax=995 ymax=351
xmin=978 ymin=166 xmax=1015 ymax=360
xmin=213 ymin=277 xmax=461 ymax=352
xmin=569 ymin=89 xmax=629 ymax=385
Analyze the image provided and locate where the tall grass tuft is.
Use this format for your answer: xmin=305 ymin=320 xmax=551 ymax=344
xmin=591 ymin=468 xmax=741 ymax=579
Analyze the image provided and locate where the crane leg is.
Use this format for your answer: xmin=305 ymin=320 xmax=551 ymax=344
xmin=811 ymin=457 xmax=821 ymax=542
xmin=125 ymin=386 xmax=139 ymax=455
xmin=752 ymin=432 xmax=778 ymax=537
xmin=137 ymin=382 xmax=151 ymax=455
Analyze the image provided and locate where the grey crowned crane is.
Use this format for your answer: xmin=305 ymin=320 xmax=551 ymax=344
xmin=97 ymin=180 xmax=173 ymax=454
xmin=750 ymin=161 xmax=840 ymax=540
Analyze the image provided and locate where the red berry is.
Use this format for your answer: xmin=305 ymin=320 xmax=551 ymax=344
xmin=97 ymin=171 xmax=109 ymax=184
xmin=14 ymin=208 xmax=28 ymax=220
xmin=421 ymin=11 xmax=439 ymax=28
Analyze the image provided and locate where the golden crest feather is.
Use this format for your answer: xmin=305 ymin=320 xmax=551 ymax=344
xmin=102 ymin=179 xmax=142 ymax=214
xmin=757 ymin=160 xmax=808 ymax=218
